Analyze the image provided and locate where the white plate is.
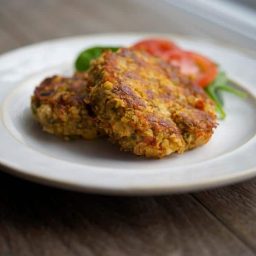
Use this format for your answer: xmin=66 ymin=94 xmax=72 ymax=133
xmin=0 ymin=33 xmax=255 ymax=195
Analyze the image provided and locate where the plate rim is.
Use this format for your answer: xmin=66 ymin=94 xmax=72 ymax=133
xmin=0 ymin=159 xmax=255 ymax=196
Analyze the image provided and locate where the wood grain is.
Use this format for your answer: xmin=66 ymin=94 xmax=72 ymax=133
xmin=0 ymin=0 xmax=255 ymax=255
xmin=194 ymin=180 xmax=256 ymax=251
xmin=0 ymin=172 xmax=254 ymax=256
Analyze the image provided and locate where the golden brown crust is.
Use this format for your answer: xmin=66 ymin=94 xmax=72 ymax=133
xmin=31 ymin=73 xmax=101 ymax=140
xmin=88 ymin=48 xmax=217 ymax=158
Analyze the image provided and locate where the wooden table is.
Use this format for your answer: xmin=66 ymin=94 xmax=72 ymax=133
xmin=0 ymin=0 xmax=255 ymax=255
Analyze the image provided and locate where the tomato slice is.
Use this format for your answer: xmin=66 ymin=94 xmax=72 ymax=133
xmin=133 ymin=38 xmax=217 ymax=88
xmin=132 ymin=38 xmax=180 ymax=59
xmin=186 ymin=52 xmax=217 ymax=88
xmin=165 ymin=50 xmax=217 ymax=88
xmin=150 ymin=49 xmax=217 ymax=88
xmin=165 ymin=50 xmax=199 ymax=77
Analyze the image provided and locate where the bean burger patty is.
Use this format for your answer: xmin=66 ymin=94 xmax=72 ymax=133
xmin=87 ymin=48 xmax=217 ymax=158
xmin=31 ymin=72 xmax=101 ymax=140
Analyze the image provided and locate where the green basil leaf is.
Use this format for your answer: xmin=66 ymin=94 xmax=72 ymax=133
xmin=215 ymin=90 xmax=224 ymax=106
xmin=205 ymin=84 xmax=226 ymax=119
xmin=217 ymin=84 xmax=247 ymax=98
xmin=75 ymin=46 xmax=120 ymax=71
xmin=205 ymin=71 xmax=247 ymax=120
